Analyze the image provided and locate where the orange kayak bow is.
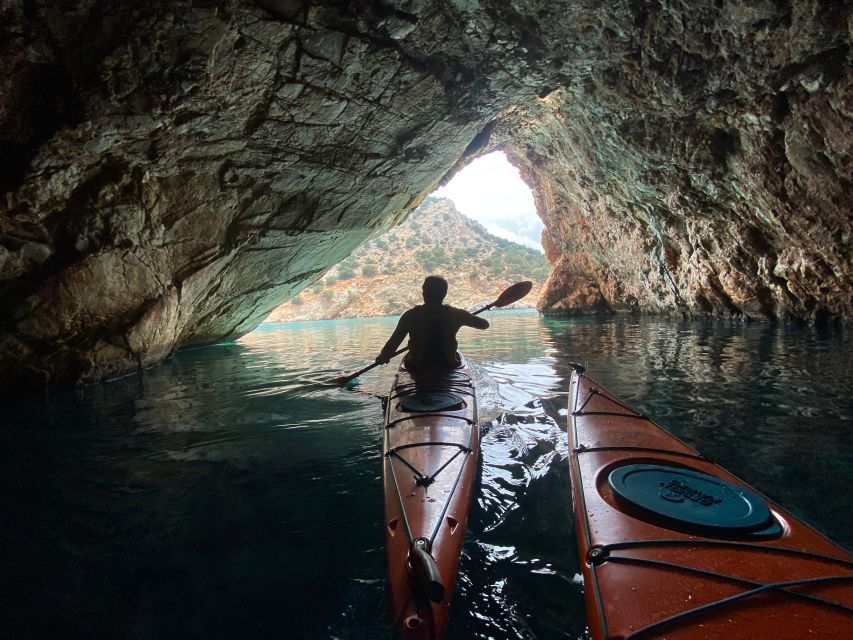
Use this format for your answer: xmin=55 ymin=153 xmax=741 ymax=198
xmin=383 ymin=356 xmax=480 ymax=639
xmin=568 ymin=365 xmax=853 ymax=639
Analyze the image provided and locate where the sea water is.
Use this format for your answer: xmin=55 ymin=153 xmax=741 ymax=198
xmin=1 ymin=311 xmax=850 ymax=639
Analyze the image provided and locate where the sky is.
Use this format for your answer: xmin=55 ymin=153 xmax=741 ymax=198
xmin=432 ymin=151 xmax=544 ymax=252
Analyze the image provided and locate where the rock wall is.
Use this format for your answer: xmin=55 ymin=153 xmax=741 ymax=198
xmin=1 ymin=1 xmax=850 ymax=388
xmin=489 ymin=2 xmax=852 ymax=322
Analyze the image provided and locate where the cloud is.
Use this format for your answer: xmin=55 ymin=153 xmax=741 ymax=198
xmin=485 ymin=224 xmax=543 ymax=251
xmin=433 ymin=151 xmax=543 ymax=251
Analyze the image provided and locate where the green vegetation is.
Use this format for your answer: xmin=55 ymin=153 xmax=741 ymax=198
xmin=275 ymin=197 xmax=551 ymax=318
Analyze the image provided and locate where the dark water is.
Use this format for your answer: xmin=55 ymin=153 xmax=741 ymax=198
xmin=1 ymin=312 xmax=850 ymax=639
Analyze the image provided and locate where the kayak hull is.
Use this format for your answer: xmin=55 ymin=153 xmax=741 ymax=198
xmin=383 ymin=356 xmax=479 ymax=639
xmin=569 ymin=368 xmax=853 ymax=640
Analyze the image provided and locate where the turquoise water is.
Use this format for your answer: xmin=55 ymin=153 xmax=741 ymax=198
xmin=1 ymin=311 xmax=850 ymax=639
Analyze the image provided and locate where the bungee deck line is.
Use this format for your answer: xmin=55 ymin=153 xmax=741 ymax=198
xmin=622 ymin=572 xmax=853 ymax=640
xmin=385 ymin=376 xmax=478 ymax=549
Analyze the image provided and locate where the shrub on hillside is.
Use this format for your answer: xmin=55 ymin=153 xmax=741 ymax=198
xmin=416 ymin=248 xmax=436 ymax=270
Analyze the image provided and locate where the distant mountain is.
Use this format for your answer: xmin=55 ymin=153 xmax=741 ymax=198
xmin=264 ymin=197 xmax=550 ymax=321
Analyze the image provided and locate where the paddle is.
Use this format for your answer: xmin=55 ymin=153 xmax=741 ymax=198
xmin=330 ymin=280 xmax=534 ymax=386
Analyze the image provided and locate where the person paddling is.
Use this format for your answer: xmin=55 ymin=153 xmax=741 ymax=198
xmin=375 ymin=275 xmax=489 ymax=370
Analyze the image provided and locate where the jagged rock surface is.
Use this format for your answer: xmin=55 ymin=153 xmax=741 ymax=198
xmin=1 ymin=1 xmax=850 ymax=388
xmin=0 ymin=0 xmax=554 ymax=387
xmin=488 ymin=4 xmax=852 ymax=321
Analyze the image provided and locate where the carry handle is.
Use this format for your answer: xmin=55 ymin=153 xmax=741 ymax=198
xmin=409 ymin=538 xmax=445 ymax=603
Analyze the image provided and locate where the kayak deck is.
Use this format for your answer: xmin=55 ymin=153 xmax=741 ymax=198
xmin=383 ymin=357 xmax=479 ymax=639
xmin=569 ymin=367 xmax=853 ymax=640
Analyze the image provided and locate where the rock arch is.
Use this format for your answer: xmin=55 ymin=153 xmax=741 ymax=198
xmin=1 ymin=1 xmax=850 ymax=387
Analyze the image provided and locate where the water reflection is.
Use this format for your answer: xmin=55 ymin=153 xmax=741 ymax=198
xmin=0 ymin=311 xmax=849 ymax=640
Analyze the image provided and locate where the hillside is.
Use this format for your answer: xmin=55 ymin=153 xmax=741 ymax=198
xmin=264 ymin=197 xmax=550 ymax=321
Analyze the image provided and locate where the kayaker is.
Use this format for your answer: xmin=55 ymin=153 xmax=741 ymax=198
xmin=375 ymin=275 xmax=489 ymax=369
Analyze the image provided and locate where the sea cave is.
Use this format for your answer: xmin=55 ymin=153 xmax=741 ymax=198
xmin=1 ymin=0 xmax=850 ymax=389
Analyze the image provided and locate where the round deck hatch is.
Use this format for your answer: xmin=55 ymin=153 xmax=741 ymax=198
xmin=400 ymin=391 xmax=464 ymax=412
xmin=608 ymin=463 xmax=774 ymax=533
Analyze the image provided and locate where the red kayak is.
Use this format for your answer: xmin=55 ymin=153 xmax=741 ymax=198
xmin=383 ymin=356 xmax=479 ymax=639
xmin=568 ymin=365 xmax=853 ymax=639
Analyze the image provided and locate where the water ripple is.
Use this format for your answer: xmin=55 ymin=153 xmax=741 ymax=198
xmin=1 ymin=312 xmax=849 ymax=640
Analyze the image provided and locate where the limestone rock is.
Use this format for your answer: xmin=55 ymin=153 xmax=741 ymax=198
xmin=485 ymin=3 xmax=852 ymax=321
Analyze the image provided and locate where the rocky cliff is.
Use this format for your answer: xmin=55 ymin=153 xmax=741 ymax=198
xmin=1 ymin=1 xmax=850 ymax=388
xmin=264 ymin=197 xmax=548 ymax=321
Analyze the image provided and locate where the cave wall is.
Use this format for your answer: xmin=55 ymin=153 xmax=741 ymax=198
xmin=1 ymin=0 xmax=850 ymax=388
xmin=488 ymin=2 xmax=851 ymax=321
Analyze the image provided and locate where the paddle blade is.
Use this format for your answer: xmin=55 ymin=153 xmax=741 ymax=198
xmin=495 ymin=281 xmax=533 ymax=308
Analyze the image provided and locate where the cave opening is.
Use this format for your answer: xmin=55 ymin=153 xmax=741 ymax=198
xmin=261 ymin=150 xmax=550 ymax=323
xmin=432 ymin=150 xmax=544 ymax=253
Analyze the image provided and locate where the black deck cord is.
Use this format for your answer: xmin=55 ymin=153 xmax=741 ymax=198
xmin=387 ymin=450 xmax=415 ymax=546
xmin=386 ymin=425 xmax=476 ymax=547
xmin=573 ymin=444 xmax=706 ymax=461
xmin=386 ymin=443 xmax=470 ymax=487
xmin=385 ymin=413 xmax=475 ymax=430
xmin=394 ymin=379 xmax=474 ymax=397
xmin=599 ymin=538 xmax=853 ymax=569
xmin=623 ymin=574 xmax=853 ymax=640
xmin=604 ymin=554 xmax=853 ymax=615
xmin=575 ymin=385 xmax=649 ymax=418
xmin=430 ymin=446 xmax=471 ymax=547
xmin=573 ymin=411 xmax=651 ymax=419
xmin=575 ymin=388 xmax=598 ymax=414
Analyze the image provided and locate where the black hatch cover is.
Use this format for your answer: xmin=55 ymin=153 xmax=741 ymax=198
xmin=608 ymin=463 xmax=776 ymax=534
